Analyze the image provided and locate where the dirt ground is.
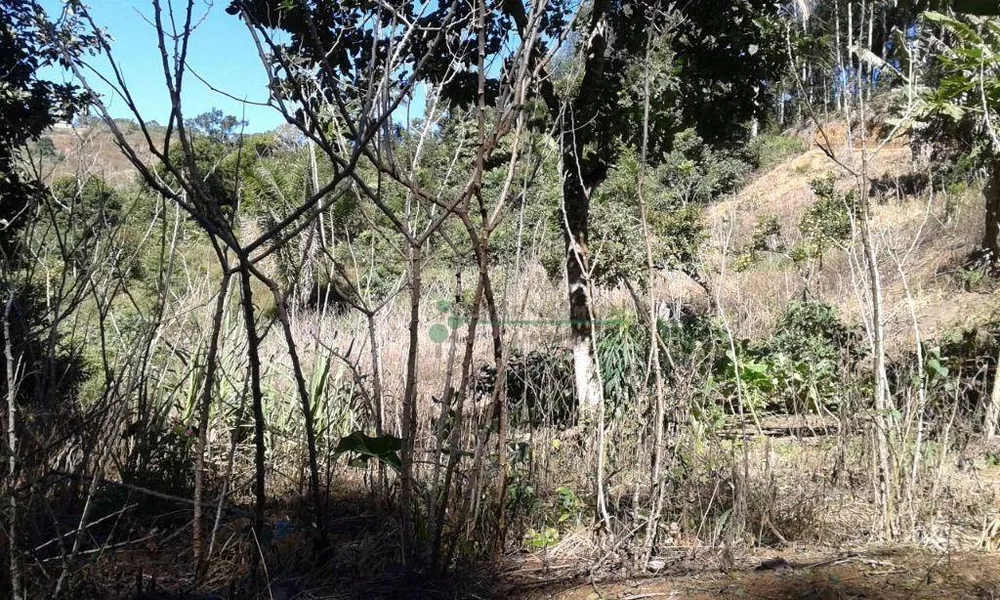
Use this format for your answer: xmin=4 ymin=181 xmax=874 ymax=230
xmin=508 ymin=550 xmax=1000 ymax=600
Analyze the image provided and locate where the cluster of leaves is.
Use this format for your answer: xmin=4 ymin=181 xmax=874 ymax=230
xmin=333 ymin=431 xmax=403 ymax=472
xmin=186 ymin=109 xmax=248 ymax=145
xmin=714 ymin=301 xmax=865 ymax=413
xmin=34 ymin=137 xmax=59 ymax=160
xmin=899 ymin=321 xmax=1000 ymax=420
xmin=904 ymin=12 xmax=1000 ymax=180
xmin=585 ymin=162 xmax=707 ymax=289
xmin=793 ymin=175 xmax=855 ymax=261
xmin=50 ymin=176 xmax=123 ymax=238
xmin=597 ymin=311 xmax=649 ymax=417
xmin=734 ymin=214 xmax=783 ymax=272
xmin=121 ymin=414 xmax=200 ymax=495
xmin=543 ymin=131 xmax=747 ymax=290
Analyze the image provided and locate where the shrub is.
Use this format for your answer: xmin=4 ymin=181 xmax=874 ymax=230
xmin=749 ymin=133 xmax=807 ymax=171
xmin=598 ymin=311 xmax=648 ymax=417
xmin=715 ymin=301 xmax=864 ymax=413
xmin=474 ymin=347 xmax=576 ymax=429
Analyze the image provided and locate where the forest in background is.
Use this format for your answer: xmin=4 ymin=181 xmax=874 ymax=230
xmin=9 ymin=0 xmax=1000 ymax=598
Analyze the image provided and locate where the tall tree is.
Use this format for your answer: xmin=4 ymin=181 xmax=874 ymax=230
xmin=0 ymin=1 xmax=91 ymax=255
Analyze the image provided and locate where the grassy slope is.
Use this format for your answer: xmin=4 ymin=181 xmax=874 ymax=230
xmin=705 ymin=124 xmax=997 ymax=352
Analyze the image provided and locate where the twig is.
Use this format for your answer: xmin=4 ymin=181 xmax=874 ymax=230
xmin=33 ymin=503 xmax=137 ymax=553
xmin=53 ymin=471 xmax=251 ymax=517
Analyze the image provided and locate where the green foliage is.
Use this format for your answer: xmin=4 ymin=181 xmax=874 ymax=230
xmin=576 ymin=137 xmax=737 ymax=289
xmin=554 ymin=486 xmax=585 ymax=525
xmin=907 ymin=12 xmax=1000 ymax=169
xmin=738 ymin=175 xmax=855 ymax=272
xmin=597 ymin=311 xmax=648 ymax=415
xmin=749 ymin=133 xmax=807 ymax=171
xmin=233 ymin=0 xmax=788 ymax=238
xmin=796 ymin=174 xmax=855 ymax=259
xmin=897 ymin=322 xmax=1000 ymax=420
xmin=50 ymin=175 xmax=123 ymax=227
xmin=186 ymin=108 xmax=247 ymax=144
xmin=734 ymin=214 xmax=782 ymax=272
xmin=35 ymin=136 xmax=57 ymax=158
xmin=715 ymin=302 xmax=864 ymax=413
xmin=121 ymin=416 xmax=199 ymax=495
xmin=659 ymin=129 xmax=754 ymax=205
xmin=772 ymin=301 xmax=863 ymax=363
xmin=1 ymin=0 xmax=93 ymax=254
xmin=524 ymin=526 xmax=560 ymax=549
xmin=665 ymin=0 xmax=790 ymax=146
xmin=154 ymin=136 xmax=236 ymax=208
xmin=955 ymin=262 xmax=995 ymax=291
xmin=333 ymin=431 xmax=404 ymax=472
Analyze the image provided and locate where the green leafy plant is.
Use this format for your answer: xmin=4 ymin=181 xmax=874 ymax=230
xmin=714 ymin=302 xmax=863 ymax=413
xmin=554 ymin=486 xmax=585 ymax=526
xmin=333 ymin=431 xmax=404 ymax=472
xmin=524 ymin=526 xmax=560 ymax=549
xmin=797 ymin=175 xmax=854 ymax=259
xmin=598 ymin=310 xmax=648 ymax=417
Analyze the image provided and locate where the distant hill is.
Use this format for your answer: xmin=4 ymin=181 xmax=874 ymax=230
xmin=33 ymin=120 xmax=165 ymax=188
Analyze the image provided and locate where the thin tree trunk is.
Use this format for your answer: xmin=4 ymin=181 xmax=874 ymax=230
xmin=429 ymin=265 xmax=463 ymax=570
xmin=855 ymin=51 xmax=894 ymax=538
xmin=836 ymin=0 xmax=845 ymax=115
xmin=264 ymin=276 xmax=328 ymax=553
xmin=866 ymin=1 xmax=874 ymax=101
xmin=549 ymin=0 xmax=609 ymax=424
xmin=638 ymin=27 xmax=667 ymax=568
xmin=562 ymin=140 xmax=602 ymax=420
xmin=193 ymin=272 xmax=231 ymax=582
xmin=367 ymin=313 xmax=384 ymax=435
xmin=238 ymin=263 xmax=268 ymax=563
xmin=400 ymin=243 xmax=422 ymax=565
xmin=432 ymin=268 xmax=484 ymax=571
xmin=5 ymin=293 xmax=22 ymax=600
xmin=983 ymin=160 xmax=1000 ymax=259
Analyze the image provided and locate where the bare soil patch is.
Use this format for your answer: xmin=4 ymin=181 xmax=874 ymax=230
xmin=508 ymin=549 xmax=1000 ymax=600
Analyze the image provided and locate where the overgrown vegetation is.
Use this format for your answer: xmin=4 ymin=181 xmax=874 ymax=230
xmin=6 ymin=1 xmax=1000 ymax=599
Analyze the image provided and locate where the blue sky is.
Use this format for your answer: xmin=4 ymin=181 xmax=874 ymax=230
xmin=39 ymin=0 xmax=289 ymax=133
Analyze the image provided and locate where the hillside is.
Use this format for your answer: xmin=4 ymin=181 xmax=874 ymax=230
xmin=705 ymin=125 xmax=995 ymax=352
xmin=18 ymin=119 xmax=1000 ymax=600
xmin=34 ymin=122 xmax=160 ymax=188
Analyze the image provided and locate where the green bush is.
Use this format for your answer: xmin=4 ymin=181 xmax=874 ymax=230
xmin=749 ymin=133 xmax=807 ymax=171
xmin=598 ymin=310 xmax=648 ymax=417
xmin=715 ymin=301 xmax=864 ymax=413
xmin=35 ymin=136 xmax=57 ymax=158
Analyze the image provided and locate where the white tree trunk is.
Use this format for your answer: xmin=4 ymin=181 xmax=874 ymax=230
xmin=573 ymin=338 xmax=602 ymax=417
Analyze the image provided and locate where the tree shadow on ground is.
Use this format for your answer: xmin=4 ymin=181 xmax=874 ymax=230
xmin=49 ymin=486 xmax=501 ymax=600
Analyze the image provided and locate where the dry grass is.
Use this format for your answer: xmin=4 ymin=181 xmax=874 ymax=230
xmin=37 ymin=124 xmax=160 ymax=187
xmin=706 ymin=134 xmax=997 ymax=347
